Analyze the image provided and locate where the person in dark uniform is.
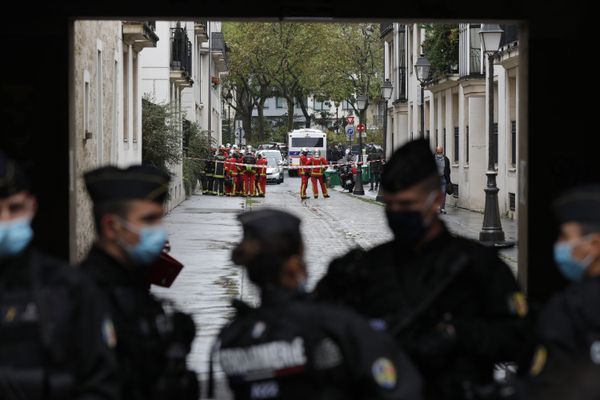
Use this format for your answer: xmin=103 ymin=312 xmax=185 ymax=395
xmin=368 ymin=151 xmax=384 ymax=192
xmin=210 ymin=208 xmax=423 ymax=400
xmin=213 ymin=147 xmax=227 ymax=196
xmin=524 ymin=184 xmax=600 ymax=399
xmin=0 ymin=151 xmax=118 ymax=400
xmin=314 ymin=139 xmax=531 ymax=400
xmin=204 ymin=151 xmax=215 ymax=195
xmin=80 ymin=165 xmax=198 ymax=400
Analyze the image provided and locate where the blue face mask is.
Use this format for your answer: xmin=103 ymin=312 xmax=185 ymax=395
xmin=118 ymin=219 xmax=167 ymax=265
xmin=553 ymin=238 xmax=594 ymax=282
xmin=0 ymin=218 xmax=34 ymax=258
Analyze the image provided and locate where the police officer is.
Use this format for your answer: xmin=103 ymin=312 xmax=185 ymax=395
xmin=524 ymin=184 xmax=600 ymax=399
xmin=0 ymin=151 xmax=118 ymax=400
xmin=314 ymin=139 xmax=531 ymax=400
xmin=80 ymin=165 xmax=198 ymax=400
xmin=368 ymin=151 xmax=384 ymax=192
xmin=211 ymin=208 xmax=422 ymax=400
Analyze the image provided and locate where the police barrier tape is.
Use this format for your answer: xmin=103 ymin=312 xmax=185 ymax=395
xmin=185 ymin=156 xmax=384 ymax=170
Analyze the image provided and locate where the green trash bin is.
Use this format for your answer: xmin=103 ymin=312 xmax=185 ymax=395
xmin=325 ymin=169 xmax=341 ymax=187
xmin=361 ymin=164 xmax=370 ymax=184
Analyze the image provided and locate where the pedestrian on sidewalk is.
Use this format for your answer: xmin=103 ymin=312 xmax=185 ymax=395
xmin=523 ymin=184 xmax=600 ymax=399
xmin=434 ymin=146 xmax=452 ymax=214
xmin=309 ymin=149 xmax=329 ymax=199
xmin=314 ymin=138 xmax=531 ymax=400
xmin=81 ymin=165 xmax=199 ymax=400
xmin=210 ymin=208 xmax=423 ymax=400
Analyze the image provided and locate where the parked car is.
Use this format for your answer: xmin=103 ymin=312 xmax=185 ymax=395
xmin=258 ymin=149 xmax=285 ymax=184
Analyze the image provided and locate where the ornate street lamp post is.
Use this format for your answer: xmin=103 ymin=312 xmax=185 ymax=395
xmin=415 ymin=55 xmax=431 ymax=139
xmin=353 ymin=94 xmax=368 ymax=195
xmin=478 ymin=24 xmax=514 ymax=248
xmin=376 ymin=79 xmax=393 ymax=202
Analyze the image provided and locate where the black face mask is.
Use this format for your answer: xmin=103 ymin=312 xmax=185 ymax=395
xmin=385 ymin=209 xmax=429 ymax=246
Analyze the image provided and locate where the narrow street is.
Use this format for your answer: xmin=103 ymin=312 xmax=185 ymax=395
xmin=152 ymin=175 xmax=518 ymax=397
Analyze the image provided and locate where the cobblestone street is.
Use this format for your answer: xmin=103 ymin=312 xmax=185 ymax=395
xmin=152 ymin=175 xmax=519 ymax=397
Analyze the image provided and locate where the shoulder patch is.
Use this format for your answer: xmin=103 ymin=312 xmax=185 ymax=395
xmin=102 ymin=317 xmax=117 ymax=348
xmin=530 ymin=345 xmax=547 ymax=377
xmin=590 ymin=341 xmax=600 ymax=364
xmin=508 ymin=292 xmax=528 ymax=317
xmin=371 ymin=357 xmax=397 ymax=389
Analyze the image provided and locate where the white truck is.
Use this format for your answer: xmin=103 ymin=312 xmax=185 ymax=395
xmin=287 ymin=128 xmax=327 ymax=177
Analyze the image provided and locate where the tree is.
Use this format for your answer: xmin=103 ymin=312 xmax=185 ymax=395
xmin=422 ymin=24 xmax=460 ymax=80
xmin=182 ymin=121 xmax=213 ymax=196
xmin=142 ymin=96 xmax=182 ymax=176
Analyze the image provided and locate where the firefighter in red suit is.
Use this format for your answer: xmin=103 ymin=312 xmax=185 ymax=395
xmin=242 ymin=146 xmax=257 ymax=197
xmin=310 ymin=149 xmax=330 ymax=199
xmin=235 ymin=150 xmax=244 ymax=196
xmin=225 ymin=151 xmax=238 ymax=196
xmin=299 ymin=147 xmax=310 ymax=200
xmin=256 ymin=152 xmax=268 ymax=197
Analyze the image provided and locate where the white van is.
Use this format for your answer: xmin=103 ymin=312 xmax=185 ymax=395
xmin=287 ymin=129 xmax=327 ymax=177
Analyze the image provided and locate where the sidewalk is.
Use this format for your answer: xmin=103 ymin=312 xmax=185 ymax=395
xmin=332 ymin=184 xmax=519 ymax=276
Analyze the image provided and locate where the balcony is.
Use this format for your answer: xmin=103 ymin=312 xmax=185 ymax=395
xmin=211 ymin=31 xmax=229 ymax=73
xmin=122 ymin=21 xmax=159 ymax=51
xmin=380 ymin=22 xmax=393 ymax=38
xmin=170 ymin=26 xmax=193 ymax=88
xmin=195 ymin=20 xmax=208 ymax=43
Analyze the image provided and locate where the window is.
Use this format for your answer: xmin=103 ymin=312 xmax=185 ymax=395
xmin=314 ymin=100 xmax=323 ymax=110
xmin=291 ymin=137 xmax=324 ymax=148
xmin=97 ymin=49 xmax=104 ymax=164
xmin=443 ymin=128 xmax=446 ymax=151
xmin=132 ymin=52 xmax=138 ymax=143
xmin=435 ymin=128 xmax=438 ymax=147
xmin=83 ymin=70 xmax=91 ymax=138
xmin=342 ymin=100 xmax=353 ymax=110
xmin=452 ymin=184 xmax=459 ymax=198
xmin=509 ymin=192 xmax=516 ymax=211
xmin=453 ymin=127 xmax=459 ymax=163
xmin=276 ymin=97 xmax=285 ymax=108
xmin=511 ymin=120 xmax=517 ymax=167
xmin=123 ymin=48 xmax=129 ymax=142
xmin=112 ymin=59 xmax=118 ymax=162
xmin=465 ymin=125 xmax=469 ymax=164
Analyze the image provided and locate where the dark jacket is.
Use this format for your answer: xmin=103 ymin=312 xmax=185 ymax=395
xmin=216 ymin=288 xmax=423 ymax=400
xmin=0 ymin=247 xmax=118 ymax=400
xmin=80 ymin=246 xmax=198 ymax=400
xmin=525 ymin=276 xmax=600 ymax=399
xmin=314 ymin=225 xmax=531 ymax=400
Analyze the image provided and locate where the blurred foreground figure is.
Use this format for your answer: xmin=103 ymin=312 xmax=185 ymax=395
xmin=211 ymin=208 xmax=422 ymax=400
xmin=0 ymin=151 xmax=118 ymax=400
xmin=525 ymin=184 xmax=600 ymax=399
xmin=315 ymin=139 xmax=531 ymax=400
xmin=81 ymin=165 xmax=198 ymax=400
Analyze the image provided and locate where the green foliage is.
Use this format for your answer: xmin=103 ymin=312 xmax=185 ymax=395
xmin=182 ymin=122 xmax=213 ymax=196
xmin=422 ymin=24 xmax=460 ymax=80
xmin=142 ymin=96 xmax=182 ymax=176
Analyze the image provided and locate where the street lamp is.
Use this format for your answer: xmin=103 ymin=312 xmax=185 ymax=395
xmin=478 ymin=24 xmax=514 ymax=248
xmin=225 ymin=90 xmax=233 ymax=145
xmin=415 ymin=55 xmax=431 ymax=139
xmin=376 ymin=79 xmax=393 ymax=202
xmin=353 ymin=94 xmax=368 ymax=195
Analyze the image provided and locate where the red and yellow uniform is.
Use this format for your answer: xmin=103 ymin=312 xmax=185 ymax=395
xmin=309 ymin=155 xmax=329 ymax=198
xmin=256 ymin=157 xmax=268 ymax=197
xmin=225 ymin=155 xmax=238 ymax=196
xmin=299 ymin=153 xmax=311 ymax=199
xmin=243 ymin=153 xmax=257 ymax=197
xmin=235 ymin=156 xmax=244 ymax=196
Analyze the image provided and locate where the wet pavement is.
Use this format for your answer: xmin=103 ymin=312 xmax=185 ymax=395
xmin=152 ymin=174 xmax=520 ymax=397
